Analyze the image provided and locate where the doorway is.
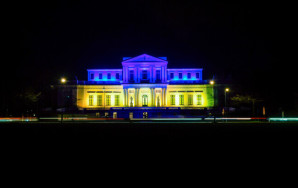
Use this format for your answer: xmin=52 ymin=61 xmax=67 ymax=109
xmin=142 ymin=95 xmax=148 ymax=107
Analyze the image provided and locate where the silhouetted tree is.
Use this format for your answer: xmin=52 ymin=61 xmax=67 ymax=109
xmin=18 ymin=88 xmax=41 ymax=115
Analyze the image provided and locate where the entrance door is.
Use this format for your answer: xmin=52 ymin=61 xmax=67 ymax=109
xmin=142 ymin=95 xmax=148 ymax=107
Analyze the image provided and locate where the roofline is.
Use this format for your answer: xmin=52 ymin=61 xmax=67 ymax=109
xmin=167 ymin=68 xmax=203 ymax=70
xmin=87 ymin=69 xmax=122 ymax=71
xmin=122 ymin=54 xmax=168 ymax=63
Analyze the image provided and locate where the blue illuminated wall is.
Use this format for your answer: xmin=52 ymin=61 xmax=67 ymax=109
xmin=167 ymin=69 xmax=203 ymax=83
xmin=88 ymin=69 xmax=122 ymax=82
xmin=86 ymin=54 xmax=204 ymax=84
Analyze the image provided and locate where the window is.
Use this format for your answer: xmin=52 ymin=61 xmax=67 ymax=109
xmin=106 ymin=95 xmax=111 ymax=106
xmin=115 ymin=95 xmax=120 ymax=106
xmin=179 ymin=95 xmax=184 ymax=105
xmin=187 ymin=73 xmax=191 ymax=79
xmin=197 ymin=95 xmax=202 ymax=105
xmin=188 ymin=95 xmax=193 ymax=105
xmin=196 ymin=73 xmax=200 ymax=79
xmin=89 ymin=95 xmax=93 ymax=106
xmin=97 ymin=95 xmax=102 ymax=106
xmin=170 ymin=95 xmax=175 ymax=105
xmin=179 ymin=73 xmax=182 ymax=79
xmin=116 ymin=73 xmax=119 ymax=79
xmin=156 ymin=70 xmax=161 ymax=80
xmin=170 ymin=73 xmax=174 ymax=79
xmin=129 ymin=70 xmax=134 ymax=81
xmin=99 ymin=73 xmax=102 ymax=79
xmin=142 ymin=70 xmax=147 ymax=79
xmin=107 ymin=73 xmax=111 ymax=79
xmin=90 ymin=73 xmax=94 ymax=79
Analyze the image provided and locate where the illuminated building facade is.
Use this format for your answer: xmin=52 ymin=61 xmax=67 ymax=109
xmin=76 ymin=54 xmax=214 ymax=116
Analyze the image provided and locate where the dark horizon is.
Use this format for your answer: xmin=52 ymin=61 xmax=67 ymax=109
xmin=2 ymin=0 xmax=297 ymax=115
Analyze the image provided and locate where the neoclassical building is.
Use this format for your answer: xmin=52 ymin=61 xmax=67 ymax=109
xmin=76 ymin=54 xmax=214 ymax=112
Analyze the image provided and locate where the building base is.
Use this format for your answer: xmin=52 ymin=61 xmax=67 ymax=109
xmin=80 ymin=107 xmax=211 ymax=118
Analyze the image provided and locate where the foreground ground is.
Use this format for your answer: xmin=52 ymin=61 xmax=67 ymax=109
xmin=1 ymin=121 xmax=297 ymax=145
xmin=1 ymin=121 xmax=297 ymax=186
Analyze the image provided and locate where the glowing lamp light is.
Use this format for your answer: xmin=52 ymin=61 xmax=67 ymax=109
xmin=225 ymin=88 xmax=229 ymax=92
xmin=210 ymin=80 xmax=214 ymax=85
xmin=61 ymin=78 xmax=66 ymax=84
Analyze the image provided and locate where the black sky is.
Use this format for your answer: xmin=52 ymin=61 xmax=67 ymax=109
xmin=3 ymin=0 xmax=296 ymax=112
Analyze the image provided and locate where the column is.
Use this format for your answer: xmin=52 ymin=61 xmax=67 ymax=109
xmin=139 ymin=67 xmax=141 ymax=83
xmin=150 ymin=66 xmax=153 ymax=83
xmin=161 ymin=67 xmax=164 ymax=83
xmin=136 ymin=67 xmax=139 ymax=83
xmin=163 ymin=66 xmax=165 ymax=82
xmin=127 ymin=89 xmax=129 ymax=107
xmin=151 ymin=88 xmax=153 ymax=106
xmin=123 ymin=67 xmax=125 ymax=82
xmin=153 ymin=88 xmax=155 ymax=107
xmin=162 ymin=88 xmax=164 ymax=106
xmin=134 ymin=68 xmax=137 ymax=83
xmin=125 ymin=89 xmax=128 ymax=106
xmin=163 ymin=88 xmax=166 ymax=106
xmin=161 ymin=88 xmax=164 ymax=106
xmin=126 ymin=67 xmax=128 ymax=82
xmin=134 ymin=88 xmax=137 ymax=107
xmin=164 ymin=67 xmax=167 ymax=82
xmin=163 ymin=66 xmax=166 ymax=82
xmin=124 ymin=89 xmax=126 ymax=106
xmin=127 ymin=67 xmax=129 ymax=82
xmin=124 ymin=67 xmax=126 ymax=83
xmin=125 ymin=89 xmax=127 ymax=106
xmin=137 ymin=88 xmax=140 ymax=107
xmin=164 ymin=88 xmax=167 ymax=106
xmin=154 ymin=67 xmax=156 ymax=82
xmin=125 ymin=67 xmax=128 ymax=83
xmin=136 ymin=88 xmax=138 ymax=107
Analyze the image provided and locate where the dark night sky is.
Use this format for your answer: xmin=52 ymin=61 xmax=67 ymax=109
xmin=2 ymin=0 xmax=297 ymax=112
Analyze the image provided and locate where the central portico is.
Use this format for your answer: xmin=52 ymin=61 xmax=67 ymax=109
xmin=123 ymin=84 xmax=168 ymax=107
xmin=122 ymin=54 xmax=168 ymax=84
xmin=121 ymin=54 xmax=169 ymax=107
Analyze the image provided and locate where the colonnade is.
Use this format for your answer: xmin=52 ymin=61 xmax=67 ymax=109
xmin=123 ymin=87 xmax=167 ymax=107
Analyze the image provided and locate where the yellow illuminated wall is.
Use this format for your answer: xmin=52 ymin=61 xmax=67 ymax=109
xmin=77 ymin=84 xmax=214 ymax=109
xmin=166 ymin=85 xmax=214 ymax=108
xmin=77 ymin=85 xmax=124 ymax=109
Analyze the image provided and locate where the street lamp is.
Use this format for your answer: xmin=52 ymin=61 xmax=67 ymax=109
xmin=210 ymin=80 xmax=216 ymax=123
xmin=224 ymin=88 xmax=229 ymax=117
xmin=60 ymin=77 xmax=66 ymax=123
xmin=61 ymin=77 xmax=66 ymax=84
xmin=225 ymin=88 xmax=229 ymax=108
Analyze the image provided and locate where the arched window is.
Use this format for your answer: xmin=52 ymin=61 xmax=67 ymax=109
xmin=130 ymin=96 xmax=134 ymax=107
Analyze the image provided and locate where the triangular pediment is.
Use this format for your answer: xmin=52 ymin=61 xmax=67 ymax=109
xmin=122 ymin=54 xmax=167 ymax=62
